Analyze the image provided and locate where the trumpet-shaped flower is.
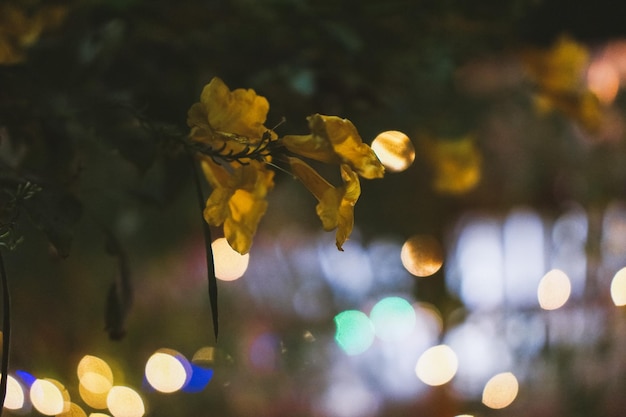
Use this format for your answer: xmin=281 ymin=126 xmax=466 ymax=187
xmin=287 ymin=157 xmax=359 ymax=251
xmin=201 ymin=159 xmax=274 ymax=254
xmin=281 ymin=114 xmax=385 ymax=179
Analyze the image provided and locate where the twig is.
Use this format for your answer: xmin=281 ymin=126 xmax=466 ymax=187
xmin=0 ymin=251 xmax=11 ymax=417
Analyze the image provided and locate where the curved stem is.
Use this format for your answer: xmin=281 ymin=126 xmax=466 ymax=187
xmin=0 ymin=251 xmax=10 ymax=417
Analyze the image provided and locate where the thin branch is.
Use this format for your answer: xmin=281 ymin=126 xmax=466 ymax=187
xmin=189 ymin=152 xmax=219 ymax=341
xmin=0 ymin=251 xmax=11 ymax=417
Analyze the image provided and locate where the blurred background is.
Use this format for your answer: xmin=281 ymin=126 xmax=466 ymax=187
xmin=3 ymin=0 xmax=626 ymax=416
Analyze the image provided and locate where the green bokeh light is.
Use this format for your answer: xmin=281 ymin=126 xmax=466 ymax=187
xmin=370 ymin=296 xmax=416 ymax=342
xmin=334 ymin=310 xmax=375 ymax=355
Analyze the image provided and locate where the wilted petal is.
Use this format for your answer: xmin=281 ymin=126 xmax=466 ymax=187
xmin=282 ymin=114 xmax=385 ymax=179
xmin=289 ymin=157 xmax=360 ymax=250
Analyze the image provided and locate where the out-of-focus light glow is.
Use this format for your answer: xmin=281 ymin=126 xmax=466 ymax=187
xmin=181 ymin=364 xmax=213 ymax=393
xmin=145 ymin=349 xmax=191 ymax=393
xmin=211 ymin=237 xmax=249 ymax=281
xmin=248 ymin=332 xmax=280 ymax=372
xmin=370 ymin=296 xmax=416 ymax=342
xmin=89 ymin=414 xmax=111 ymax=417
xmin=482 ymin=372 xmax=518 ymax=409
xmin=77 ymin=356 xmax=114 ymax=384
xmin=57 ymin=402 xmax=87 ymax=417
xmin=401 ymin=234 xmax=443 ymax=277
xmin=371 ymin=130 xmax=415 ymax=172
xmin=415 ymin=344 xmax=458 ymax=386
xmin=3 ymin=374 xmax=24 ymax=410
xmin=192 ymin=346 xmax=216 ymax=365
xmin=455 ymin=415 xmax=474 ymax=417
xmin=502 ymin=209 xmax=546 ymax=307
xmin=106 ymin=386 xmax=144 ymax=417
xmin=30 ymin=378 xmax=69 ymax=416
xmin=15 ymin=370 xmax=36 ymax=387
xmin=334 ymin=310 xmax=375 ymax=355
xmin=537 ymin=269 xmax=571 ymax=310
xmin=587 ymin=59 xmax=620 ymax=104
xmin=77 ymin=355 xmax=114 ymax=409
xmin=450 ymin=217 xmax=504 ymax=310
xmin=611 ymin=267 xmax=626 ymax=306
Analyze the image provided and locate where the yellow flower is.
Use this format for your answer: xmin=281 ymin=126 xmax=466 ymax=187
xmin=287 ymin=157 xmax=360 ymax=251
xmin=281 ymin=114 xmax=385 ymax=179
xmin=420 ymin=134 xmax=482 ymax=195
xmin=0 ymin=3 xmax=67 ymax=65
xmin=188 ymin=77 xmax=275 ymax=160
xmin=188 ymin=77 xmax=277 ymax=254
xmin=188 ymin=77 xmax=384 ymax=253
xmin=202 ymin=159 xmax=274 ymax=254
xmin=521 ymin=36 xmax=603 ymax=132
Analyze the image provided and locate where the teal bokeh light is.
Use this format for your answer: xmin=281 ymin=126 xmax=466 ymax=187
xmin=334 ymin=310 xmax=375 ymax=355
xmin=370 ymin=296 xmax=416 ymax=342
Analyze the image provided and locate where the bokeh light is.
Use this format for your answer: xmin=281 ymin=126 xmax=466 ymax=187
xmin=77 ymin=355 xmax=114 ymax=409
xmin=371 ymin=130 xmax=415 ymax=172
xmin=610 ymin=267 xmax=626 ymax=306
xmin=191 ymin=346 xmax=216 ymax=365
xmin=3 ymin=374 xmax=25 ymax=410
xmin=334 ymin=310 xmax=375 ymax=355
xmin=401 ymin=234 xmax=444 ymax=277
xmin=248 ymin=332 xmax=280 ymax=373
xmin=30 ymin=378 xmax=69 ymax=416
xmin=106 ymin=386 xmax=144 ymax=417
xmin=89 ymin=414 xmax=111 ymax=417
xmin=211 ymin=237 xmax=250 ymax=281
xmin=415 ymin=344 xmax=458 ymax=386
xmin=370 ymin=296 xmax=416 ymax=342
xmin=144 ymin=349 xmax=191 ymax=393
xmin=181 ymin=364 xmax=214 ymax=393
xmin=587 ymin=58 xmax=620 ymax=104
xmin=537 ymin=269 xmax=571 ymax=310
xmin=57 ymin=402 xmax=87 ymax=417
xmin=482 ymin=372 xmax=519 ymax=409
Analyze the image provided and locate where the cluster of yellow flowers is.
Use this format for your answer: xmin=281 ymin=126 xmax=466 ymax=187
xmin=521 ymin=36 xmax=603 ymax=132
xmin=187 ymin=77 xmax=385 ymax=254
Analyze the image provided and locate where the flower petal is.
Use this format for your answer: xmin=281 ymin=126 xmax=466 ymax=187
xmin=281 ymin=114 xmax=385 ymax=179
xmin=202 ymin=159 xmax=274 ymax=254
xmin=289 ymin=157 xmax=360 ymax=250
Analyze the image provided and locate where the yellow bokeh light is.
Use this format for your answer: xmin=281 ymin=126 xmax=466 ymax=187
xmin=212 ymin=237 xmax=250 ymax=281
xmin=401 ymin=234 xmax=444 ymax=277
xmin=57 ymin=402 xmax=87 ymax=417
xmin=610 ymin=267 xmax=626 ymax=306
xmin=79 ymin=375 xmax=111 ymax=409
xmin=77 ymin=355 xmax=114 ymax=409
xmin=415 ymin=344 xmax=458 ymax=386
xmin=482 ymin=372 xmax=519 ymax=409
xmin=89 ymin=414 xmax=111 ymax=417
xmin=3 ymin=374 xmax=24 ymax=410
xmin=144 ymin=349 xmax=190 ymax=393
xmin=106 ymin=386 xmax=144 ymax=417
xmin=77 ymin=355 xmax=114 ymax=384
xmin=371 ymin=130 xmax=415 ymax=172
xmin=192 ymin=346 xmax=216 ymax=365
xmin=537 ymin=269 xmax=571 ymax=310
xmin=30 ymin=378 xmax=70 ymax=416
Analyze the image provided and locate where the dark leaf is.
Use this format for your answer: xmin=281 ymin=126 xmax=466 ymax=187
xmin=21 ymin=187 xmax=82 ymax=258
